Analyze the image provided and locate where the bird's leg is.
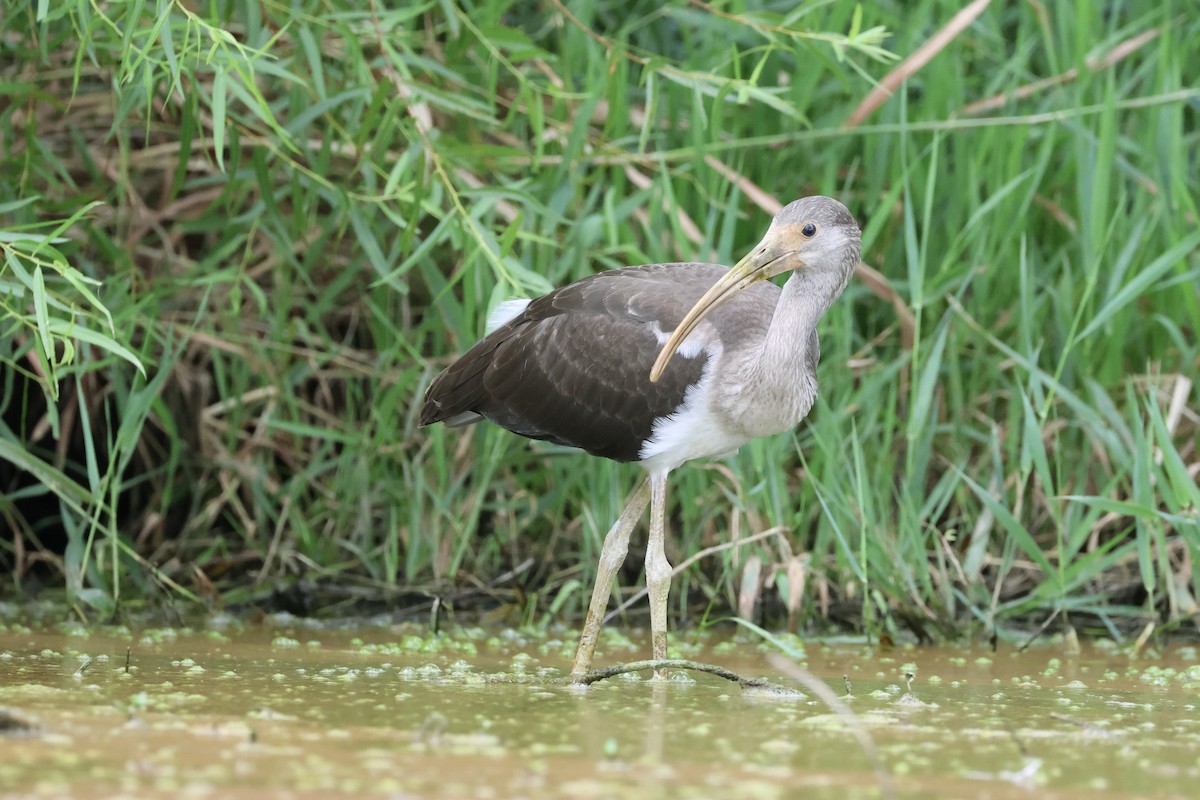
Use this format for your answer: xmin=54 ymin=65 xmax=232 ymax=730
xmin=644 ymin=470 xmax=672 ymax=674
xmin=570 ymin=478 xmax=650 ymax=682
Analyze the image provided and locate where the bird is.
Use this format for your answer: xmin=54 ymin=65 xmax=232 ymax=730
xmin=420 ymin=196 xmax=862 ymax=681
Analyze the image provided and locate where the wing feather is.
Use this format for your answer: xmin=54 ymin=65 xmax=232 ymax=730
xmin=421 ymin=263 xmax=734 ymax=462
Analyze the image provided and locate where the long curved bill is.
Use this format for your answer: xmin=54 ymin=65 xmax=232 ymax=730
xmin=649 ymin=246 xmax=792 ymax=383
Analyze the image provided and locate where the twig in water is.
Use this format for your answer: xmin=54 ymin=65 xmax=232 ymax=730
xmin=430 ymin=596 xmax=443 ymax=636
xmin=572 ymin=659 xmax=797 ymax=693
xmin=1017 ymin=607 xmax=1061 ymax=652
xmin=1130 ymin=621 xmax=1156 ymax=657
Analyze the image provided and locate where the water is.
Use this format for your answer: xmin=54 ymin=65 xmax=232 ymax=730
xmin=2 ymin=618 xmax=1198 ymax=798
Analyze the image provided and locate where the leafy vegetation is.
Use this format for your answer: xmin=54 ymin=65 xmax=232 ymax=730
xmin=1 ymin=0 xmax=1197 ymax=640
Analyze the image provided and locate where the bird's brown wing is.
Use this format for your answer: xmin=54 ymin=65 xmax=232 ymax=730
xmin=420 ymin=263 xmax=730 ymax=462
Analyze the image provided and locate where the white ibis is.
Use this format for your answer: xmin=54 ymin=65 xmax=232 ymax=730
xmin=420 ymin=196 xmax=862 ymax=681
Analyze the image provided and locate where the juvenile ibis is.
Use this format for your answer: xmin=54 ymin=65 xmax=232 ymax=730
xmin=420 ymin=196 xmax=862 ymax=680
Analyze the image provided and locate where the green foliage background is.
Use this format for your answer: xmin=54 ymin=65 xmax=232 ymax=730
xmin=1 ymin=0 xmax=1197 ymax=638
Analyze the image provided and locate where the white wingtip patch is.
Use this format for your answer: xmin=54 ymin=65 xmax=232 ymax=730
xmin=486 ymin=299 xmax=531 ymax=333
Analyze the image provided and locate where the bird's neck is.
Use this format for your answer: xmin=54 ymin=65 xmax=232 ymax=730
xmin=761 ymin=267 xmax=849 ymax=371
xmin=712 ymin=267 xmax=851 ymax=439
xmin=710 ymin=262 xmax=854 ymax=441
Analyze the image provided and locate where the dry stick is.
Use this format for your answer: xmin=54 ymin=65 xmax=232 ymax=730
xmin=1016 ymin=606 xmax=1061 ymax=652
xmin=572 ymin=659 xmax=793 ymax=692
xmin=768 ymin=655 xmax=897 ymax=800
xmin=604 ymin=527 xmax=786 ymax=622
xmin=623 ymin=165 xmax=708 ymax=253
xmin=737 ymin=555 xmax=763 ymax=622
xmin=703 ymin=156 xmax=783 ymax=217
xmin=854 ymin=262 xmax=917 ymax=349
xmin=255 ymin=491 xmax=293 ymax=584
xmin=1130 ymin=621 xmax=1156 ymax=657
xmin=844 ymin=0 xmax=993 ymax=128
xmin=960 ymin=27 xmax=1162 ymax=116
xmin=1163 ymin=374 xmax=1193 ymax=438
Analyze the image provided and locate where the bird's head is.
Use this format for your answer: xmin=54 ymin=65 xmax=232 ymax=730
xmin=649 ymin=196 xmax=862 ymax=382
xmin=760 ymin=196 xmax=862 ymax=281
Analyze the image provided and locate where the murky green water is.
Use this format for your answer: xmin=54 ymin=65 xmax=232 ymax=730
xmin=1 ymin=617 xmax=1198 ymax=798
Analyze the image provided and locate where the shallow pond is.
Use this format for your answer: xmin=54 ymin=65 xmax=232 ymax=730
xmin=1 ymin=617 xmax=1198 ymax=798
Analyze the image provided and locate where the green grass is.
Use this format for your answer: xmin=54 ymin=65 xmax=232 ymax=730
xmin=0 ymin=0 xmax=1197 ymax=640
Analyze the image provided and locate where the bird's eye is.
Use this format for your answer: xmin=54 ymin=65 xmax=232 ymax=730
xmin=801 ymin=223 xmax=817 ymax=238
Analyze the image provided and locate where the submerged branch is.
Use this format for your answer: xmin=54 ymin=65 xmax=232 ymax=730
xmin=571 ymin=659 xmax=798 ymax=693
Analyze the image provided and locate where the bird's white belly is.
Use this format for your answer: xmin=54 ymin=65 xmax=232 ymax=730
xmin=638 ymin=370 xmax=748 ymax=471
